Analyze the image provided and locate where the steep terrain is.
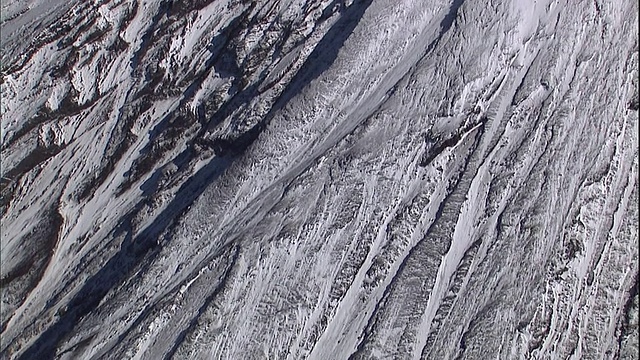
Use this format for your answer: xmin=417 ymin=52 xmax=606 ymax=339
xmin=1 ymin=0 xmax=638 ymax=359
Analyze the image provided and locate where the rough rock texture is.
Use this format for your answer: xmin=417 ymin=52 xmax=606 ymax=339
xmin=1 ymin=0 xmax=638 ymax=359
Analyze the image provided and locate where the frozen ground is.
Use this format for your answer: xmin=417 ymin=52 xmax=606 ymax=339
xmin=1 ymin=0 xmax=638 ymax=359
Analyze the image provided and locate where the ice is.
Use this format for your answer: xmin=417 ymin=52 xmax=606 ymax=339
xmin=1 ymin=0 xmax=638 ymax=359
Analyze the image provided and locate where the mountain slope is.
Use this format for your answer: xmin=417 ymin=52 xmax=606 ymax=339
xmin=1 ymin=0 xmax=638 ymax=359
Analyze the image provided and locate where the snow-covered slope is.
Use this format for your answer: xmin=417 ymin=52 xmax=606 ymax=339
xmin=1 ymin=0 xmax=638 ymax=359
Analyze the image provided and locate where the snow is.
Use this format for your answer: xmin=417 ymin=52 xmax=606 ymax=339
xmin=1 ymin=0 xmax=638 ymax=359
